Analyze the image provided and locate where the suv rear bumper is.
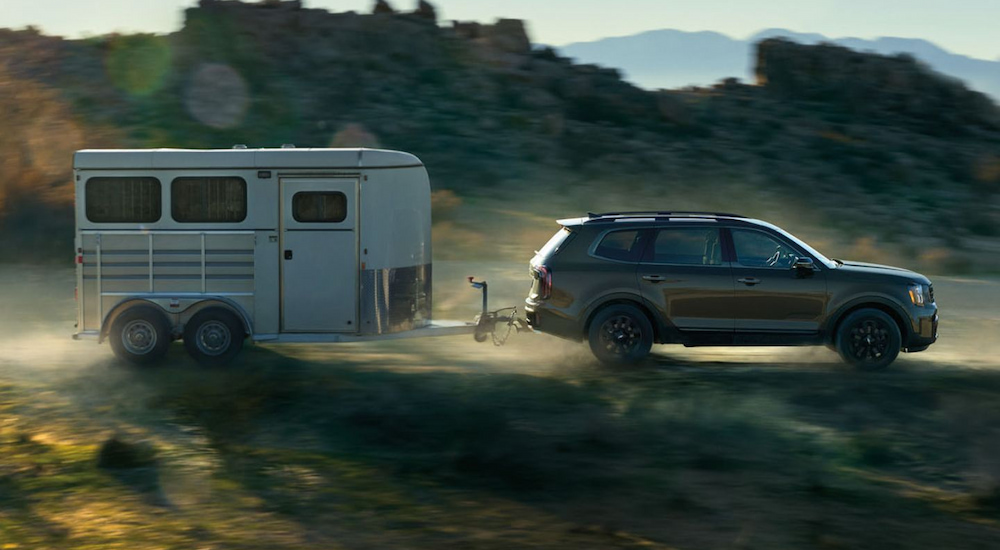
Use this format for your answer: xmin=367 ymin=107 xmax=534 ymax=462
xmin=524 ymin=299 xmax=583 ymax=342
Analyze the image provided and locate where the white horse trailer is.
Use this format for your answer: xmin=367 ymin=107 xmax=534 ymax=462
xmin=72 ymin=147 xmax=519 ymax=365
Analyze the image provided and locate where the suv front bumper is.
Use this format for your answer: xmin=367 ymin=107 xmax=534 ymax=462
xmin=904 ymin=309 xmax=938 ymax=352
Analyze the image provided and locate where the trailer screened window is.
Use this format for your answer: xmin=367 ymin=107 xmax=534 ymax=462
xmin=85 ymin=177 xmax=162 ymax=223
xmin=171 ymin=177 xmax=247 ymax=223
xmin=292 ymin=192 xmax=347 ymax=223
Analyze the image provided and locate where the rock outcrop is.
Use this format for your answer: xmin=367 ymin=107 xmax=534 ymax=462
xmin=414 ymin=0 xmax=436 ymax=21
xmin=756 ymin=38 xmax=1000 ymax=133
xmin=452 ymin=19 xmax=532 ymax=54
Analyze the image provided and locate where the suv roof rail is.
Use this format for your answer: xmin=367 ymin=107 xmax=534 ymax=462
xmin=586 ymin=211 xmax=746 ymax=219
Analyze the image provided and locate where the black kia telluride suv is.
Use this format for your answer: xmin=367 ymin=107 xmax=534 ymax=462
xmin=524 ymin=212 xmax=938 ymax=369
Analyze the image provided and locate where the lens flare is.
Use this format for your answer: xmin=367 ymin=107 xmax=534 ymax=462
xmin=330 ymin=123 xmax=381 ymax=148
xmin=104 ymin=35 xmax=172 ymax=97
xmin=184 ymin=63 xmax=250 ymax=129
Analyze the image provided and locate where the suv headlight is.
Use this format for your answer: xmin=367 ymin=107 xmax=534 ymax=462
xmin=908 ymin=283 xmax=926 ymax=306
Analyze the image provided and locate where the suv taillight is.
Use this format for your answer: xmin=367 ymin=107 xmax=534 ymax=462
xmin=536 ymin=265 xmax=552 ymax=300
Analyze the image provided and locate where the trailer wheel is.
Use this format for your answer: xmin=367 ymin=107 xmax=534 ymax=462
xmin=109 ymin=306 xmax=171 ymax=366
xmin=183 ymin=308 xmax=245 ymax=367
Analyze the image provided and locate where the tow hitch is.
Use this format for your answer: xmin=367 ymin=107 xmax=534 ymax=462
xmin=468 ymin=277 xmax=530 ymax=346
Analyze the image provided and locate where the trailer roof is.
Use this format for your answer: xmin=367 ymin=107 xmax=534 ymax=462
xmin=73 ymin=148 xmax=423 ymax=170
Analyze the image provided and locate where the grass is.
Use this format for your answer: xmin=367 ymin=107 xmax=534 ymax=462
xmin=2 ymin=267 xmax=1000 ymax=548
xmin=3 ymin=344 xmax=1000 ymax=549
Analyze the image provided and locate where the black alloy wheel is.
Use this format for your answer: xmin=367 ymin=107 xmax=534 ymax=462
xmin=835 ymin=308 xmax=901 ymax=370
xmin=588 ymin=304 xmax=654 ymax=365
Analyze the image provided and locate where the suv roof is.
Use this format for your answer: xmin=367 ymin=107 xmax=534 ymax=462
xmin=557 ymin=211 xmax=758 ymax=226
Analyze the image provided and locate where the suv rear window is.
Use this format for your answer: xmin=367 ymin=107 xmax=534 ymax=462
xmin=647 ymin=227 xmax=723 ymax=265
xmin=535 ymin=227 xmax=574 ymax=260
xmin=594 ymin=230 xmax=645 ymax=262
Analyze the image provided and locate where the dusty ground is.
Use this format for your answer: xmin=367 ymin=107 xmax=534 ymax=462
xmin=2 ymin=264 xmax=1000 ymax=549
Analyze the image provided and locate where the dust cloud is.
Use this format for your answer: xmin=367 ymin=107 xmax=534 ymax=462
xmin=3 ymin=264 xmax=999 ymax=376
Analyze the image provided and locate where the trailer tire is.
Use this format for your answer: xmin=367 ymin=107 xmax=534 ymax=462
xmin=109 ymin=306 xmax=171 ymax=366
xmin=183 ymin=308 xmax=245 ymax=367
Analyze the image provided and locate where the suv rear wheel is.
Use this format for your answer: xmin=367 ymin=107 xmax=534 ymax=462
xmin=588 ymin=304 xmax=654 ymax=365
xmin=835 ymin=308 xmax=901 ymax=370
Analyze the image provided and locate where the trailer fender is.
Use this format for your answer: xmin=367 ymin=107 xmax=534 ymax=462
xmin=178 ymin=299 xmax=254 ymax=337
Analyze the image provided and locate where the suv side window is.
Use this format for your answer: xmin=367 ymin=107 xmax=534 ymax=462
xmin=731 ymin=229 xmax=803 ymax=268
xmin=646 ymin=227 xmax=723 ymax=265
xmin=593 ymin=230 xmax=645 ymax=262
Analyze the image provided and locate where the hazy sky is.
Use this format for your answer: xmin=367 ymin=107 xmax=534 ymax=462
xmin=2 ymin=0 xmax=998 ymax=60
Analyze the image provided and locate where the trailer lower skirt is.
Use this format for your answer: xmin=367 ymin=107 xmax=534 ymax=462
xmin=253 ymin=320 xmax=474 ymax=344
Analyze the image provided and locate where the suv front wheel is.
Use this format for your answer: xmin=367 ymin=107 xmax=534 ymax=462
xmin=835 ymin=308 xmax=901 ymax=370
xmin=588 ymin=304 xmax=654 ymax=365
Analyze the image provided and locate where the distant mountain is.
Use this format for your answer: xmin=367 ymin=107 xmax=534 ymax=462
xmin=557 ymin=29 xmax=747 ymax=91
xmin=559 ymin=28 xmax=1000 ymax=100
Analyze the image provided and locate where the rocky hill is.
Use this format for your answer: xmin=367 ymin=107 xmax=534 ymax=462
xmin=1 ymin=0 xmax=999 ymax=270
xmin=560 ymin=28 xmax=1000 ymax=101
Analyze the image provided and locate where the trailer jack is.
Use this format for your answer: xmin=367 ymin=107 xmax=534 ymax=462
xmin=468 ymin=277 xmax=531 ymax=346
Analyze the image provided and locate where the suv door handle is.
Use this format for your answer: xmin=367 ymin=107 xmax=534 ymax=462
xmin=642 ymin=274 xmax=666 ymax=282
xmin=284 ymin=250 xmax=293 ymax=260
xmin=737 ymin=277 xmax=761 ymax=286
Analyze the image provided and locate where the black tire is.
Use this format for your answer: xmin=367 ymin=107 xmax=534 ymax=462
xmin=183 ymin=307 xmax=245 ymax=367
xmin=108 ymin=306 xmax=172 ymax=366
xmin=835 ymin=308 xmax=902 ymax=371
xmin=587 ymin=304 xmax=654 ymax=365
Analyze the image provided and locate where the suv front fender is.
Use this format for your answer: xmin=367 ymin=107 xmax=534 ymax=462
xmin=822 ymin=295 xmax=912 ymax=344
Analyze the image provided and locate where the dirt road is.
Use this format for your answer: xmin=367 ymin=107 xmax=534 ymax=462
xmin=2 ymin=265 xmax=999 ymax=549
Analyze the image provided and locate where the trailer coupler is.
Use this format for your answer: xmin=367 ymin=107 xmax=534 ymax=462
xmin=468 ymin=277 xmax=531 ymax=346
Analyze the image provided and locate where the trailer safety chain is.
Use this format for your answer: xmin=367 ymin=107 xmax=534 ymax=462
xmin=469 ymin=277 xmax=530 ymax=347
xmin=491 ymin=307 xmax=517 ymax=346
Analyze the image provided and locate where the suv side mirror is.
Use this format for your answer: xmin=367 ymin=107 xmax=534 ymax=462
xmin=792 ymin=257 xmax=815 ymax=270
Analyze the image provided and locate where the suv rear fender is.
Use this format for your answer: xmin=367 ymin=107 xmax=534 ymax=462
xmin=824 ymin=296 xmax=910 ymax=345
xmin=582 ymin=294 xmax=667 ymax=343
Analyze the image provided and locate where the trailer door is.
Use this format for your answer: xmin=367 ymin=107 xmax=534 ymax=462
xmin=280 ymin=178 xmax=358 ymax=332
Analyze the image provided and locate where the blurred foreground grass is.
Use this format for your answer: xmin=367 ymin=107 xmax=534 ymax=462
xmin=2 ymin=266 xmax=1000 ymax=549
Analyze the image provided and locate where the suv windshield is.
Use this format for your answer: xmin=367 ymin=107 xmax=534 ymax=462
xmin=754 ymin=220 xmax=837 ymax=269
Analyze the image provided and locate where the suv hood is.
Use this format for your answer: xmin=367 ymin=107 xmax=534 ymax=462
xmin=836 ymin=260 xmax=930 ymax=283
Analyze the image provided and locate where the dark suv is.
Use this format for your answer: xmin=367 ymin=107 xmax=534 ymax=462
xmin=525 ymin=212 xmax=938 ymax=369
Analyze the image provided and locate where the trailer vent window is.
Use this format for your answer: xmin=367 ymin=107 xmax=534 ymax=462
xmin=292 ymin=192 xmax=347 ymax=223
xmin=85 ymin=177 xmax=162 ymax=223
xmin=171 ymin=177 xmax=248 ymax=223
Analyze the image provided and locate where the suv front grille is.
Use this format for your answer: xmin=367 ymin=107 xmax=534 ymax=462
xmin=928 ymin=284 xmax=935 ymax=304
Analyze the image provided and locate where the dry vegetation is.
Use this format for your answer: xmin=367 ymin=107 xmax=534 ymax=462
xmin=1 ymin=1 xmax=1000 ymax=269
xmin=2 ymin=265 xmax=1000 ymax=549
